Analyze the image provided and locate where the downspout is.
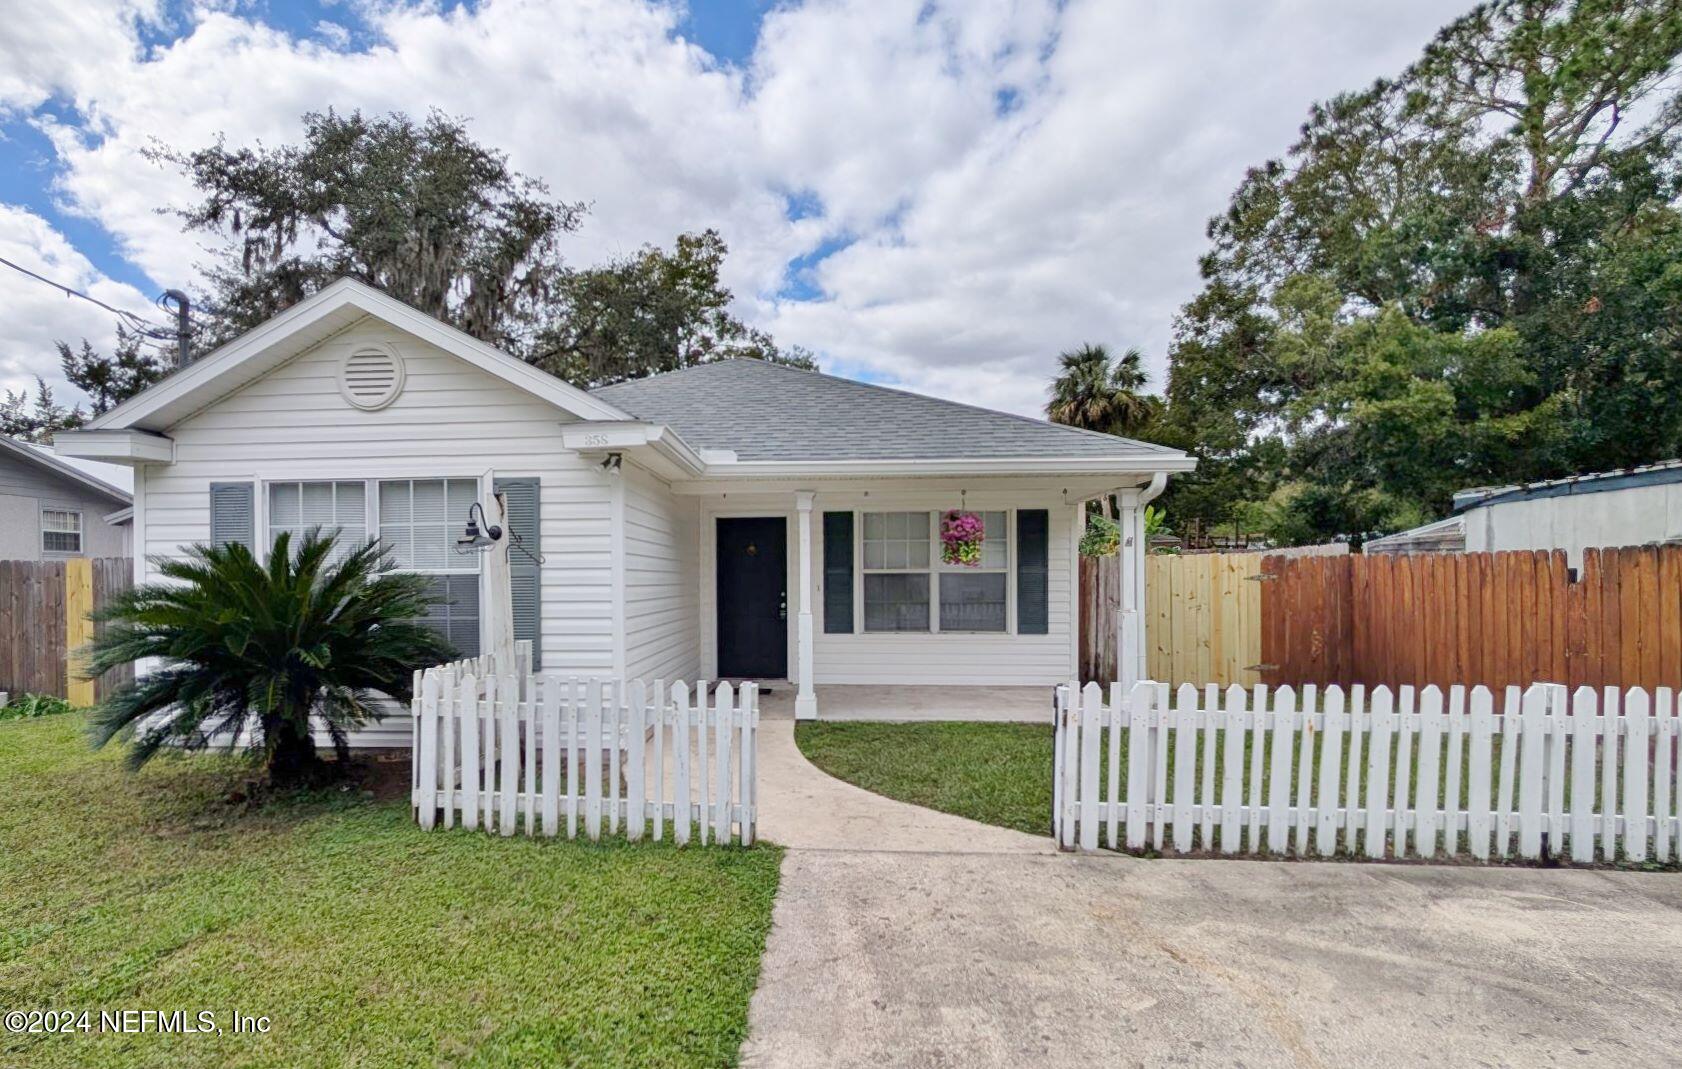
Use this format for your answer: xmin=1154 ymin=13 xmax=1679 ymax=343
xmin=1117 ymin=472 xmax=1169 ymax=690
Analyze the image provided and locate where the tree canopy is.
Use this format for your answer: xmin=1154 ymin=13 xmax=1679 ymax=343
xmin=1046 ymin=343 xmax=1160 ymax=438
xmin=13 ymin=108 xmax=809 ymax=431
xmin=1160 ymin=0 xmax=1682 ymax=544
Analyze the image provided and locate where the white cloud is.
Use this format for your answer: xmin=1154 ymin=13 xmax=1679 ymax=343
xmin=1 ymin=0 xmax=1475 ymax=417
xmin=0 ymin=205 xmax=161 ymax=406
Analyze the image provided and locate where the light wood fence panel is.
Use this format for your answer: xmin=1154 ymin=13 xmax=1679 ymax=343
xmin=1081 ymin=552 xmax=1264 ymax=686
xmin=1054 ymin=679 xmax=1681 ymax=865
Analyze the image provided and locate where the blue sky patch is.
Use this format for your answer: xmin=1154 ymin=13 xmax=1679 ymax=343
xmin=678 ymin=0 xmax=773 ymax=67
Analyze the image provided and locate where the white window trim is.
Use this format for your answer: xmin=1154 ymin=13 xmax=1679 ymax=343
xmin=264 ymin=479 xmax=370 ymax=555
xmin=251 ymin=471 xmax=493 ymax=656
xmin=852 ymin=508 xmax=1018 ymax=637
xmin=936 ymin=509 xmax=1013 ymax=634
xmin=41 ymin=506 xmax=84 ymax=557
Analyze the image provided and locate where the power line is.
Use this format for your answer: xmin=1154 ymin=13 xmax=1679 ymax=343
xmin=0 ymin=254 xmax=181 ymax=343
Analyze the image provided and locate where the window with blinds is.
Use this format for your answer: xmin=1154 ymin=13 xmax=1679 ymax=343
xmin=41 ymin=508 xmax=82 ymax=555
xmin=380 ymin=478 xmax=482 ymax=657
xmin=267 ymin=481 xmax=366 ymax=556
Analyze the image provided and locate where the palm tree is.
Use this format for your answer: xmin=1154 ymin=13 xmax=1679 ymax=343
xmin=1046 ymin=343 xmax=1156 ymax=436
xmin=83 ymin=529 xmax=454 ymax=786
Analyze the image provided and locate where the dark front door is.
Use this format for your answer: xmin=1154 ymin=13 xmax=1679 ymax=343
xmin=716 ymin=517 xmax=788 ymax=679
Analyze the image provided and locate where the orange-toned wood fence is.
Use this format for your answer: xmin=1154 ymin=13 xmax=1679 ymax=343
xmin=1261 ymin=548 xmax=1682 ymax=692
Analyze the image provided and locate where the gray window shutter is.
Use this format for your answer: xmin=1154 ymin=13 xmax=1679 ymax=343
xmin=823 ymin=511 xmax=854 ymax=633
xmin=209 ymin=482 xmax=255 ymax=553
xmin=494 ymin=477 xmax=541 ymax=668
xmin=1016 ymin=509 xmax=1050 ymax=635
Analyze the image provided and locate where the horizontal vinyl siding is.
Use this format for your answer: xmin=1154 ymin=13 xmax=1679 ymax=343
xmin=699 ymin=485 xmax=1078 ymax=688
xmin=140 ymin=318 xmax=615 ymax=746
xmin=622 ymin=463 xmax=700 ymax=684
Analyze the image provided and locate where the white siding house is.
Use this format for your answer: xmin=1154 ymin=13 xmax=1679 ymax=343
xmin=58 ymin=279 xmax=1192 ymax=736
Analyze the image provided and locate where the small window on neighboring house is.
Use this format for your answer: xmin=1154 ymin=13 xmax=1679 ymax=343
xmin=41 ymin=508 xmax=82 ymax=555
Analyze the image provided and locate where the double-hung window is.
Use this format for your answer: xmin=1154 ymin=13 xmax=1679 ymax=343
xmin=937 ymin=510 xmax=1008 ymax=632
xmin=41 ymin=508 xmax=82 ymax=555
xmin=267 ymin=481 xmax=366 ymax=556
xmin=379 ymin=478 xmax=481 ymax=656
xmin=861 ymin=511 xmax=931 ymax=632
xmin=856 ymin=509 xmax=1012 ymax=634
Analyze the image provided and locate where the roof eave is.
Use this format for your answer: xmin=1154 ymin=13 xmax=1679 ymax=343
xmin=0 ymin=435 xmax=135 ymax=503
xmin=689 ymin=454 xmax=1197 ymax=479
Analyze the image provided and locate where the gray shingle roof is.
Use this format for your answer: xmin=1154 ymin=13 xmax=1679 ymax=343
xmin=589 ymin=359 xmax=1185 ymax=463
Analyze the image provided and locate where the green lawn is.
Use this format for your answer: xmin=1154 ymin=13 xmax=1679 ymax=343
xmin=795 ymin=721 xmax=1054 ymax=836
xmin=0 ymin=714 xmax=781 ymax=1069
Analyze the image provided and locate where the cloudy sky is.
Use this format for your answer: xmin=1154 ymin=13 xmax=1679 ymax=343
xmin=0 ymin=0 xmax=1472 ymax=418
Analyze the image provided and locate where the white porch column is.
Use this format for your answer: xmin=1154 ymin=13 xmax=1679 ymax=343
xmin=1115 ymin=489 xmax=1141 ymax=690
xmin=1117 ymin=473 xmax=1169 ymax=689
xmin=794 ymin=490 xmax=818 ymax=720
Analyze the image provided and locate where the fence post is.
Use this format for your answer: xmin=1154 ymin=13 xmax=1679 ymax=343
xmin=416 ymin=672 xmax=439 ymax=830
xmin=64 ymin=558 xmax=95 ymax=707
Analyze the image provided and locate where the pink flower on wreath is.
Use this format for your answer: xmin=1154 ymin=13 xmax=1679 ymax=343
xmin=940 ymin=509 xmax=985 ymax=567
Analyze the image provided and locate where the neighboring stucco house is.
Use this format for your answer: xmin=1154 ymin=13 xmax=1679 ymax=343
xmin=57 ymin=279 xmax=1190 ymax=736
xmin=0 ymin=434 xmax=131 ymax=560
xmin=1366 ymin=459 xmax=1682 ymax=569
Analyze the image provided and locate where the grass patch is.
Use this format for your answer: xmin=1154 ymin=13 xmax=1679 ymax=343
xmin=0 ymin=714 xmax=781 ymax=1068
xmin=795 ymin=721 xmax=1053 ymax=836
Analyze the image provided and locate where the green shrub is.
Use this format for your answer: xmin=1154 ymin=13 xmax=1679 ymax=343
xmin=0 ymin=693 xmax=77 ymax=720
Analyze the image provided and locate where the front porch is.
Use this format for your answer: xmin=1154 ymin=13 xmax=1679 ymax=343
xmin=690 ymin=478 xmax=1141 ymax=722
xmin=753 ymin=684 xmax=1053 ymax=723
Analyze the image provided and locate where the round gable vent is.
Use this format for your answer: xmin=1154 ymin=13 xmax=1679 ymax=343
xmin=338 ymin=343 xmax=405 ymax=411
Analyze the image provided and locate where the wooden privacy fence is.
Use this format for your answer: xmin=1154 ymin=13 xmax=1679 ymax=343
xmin=1263 ymin=547 xmax=1682 ymax=692
xmin=1079 ymin=552 xmax=1263 ymax=686
xmin=1053 ymin=679 xmax=1680 ymax=865
xmin=0 ymin=557 xmax=132 ymax=703
xmin=411 ymin=657 xmax=758 ymax=845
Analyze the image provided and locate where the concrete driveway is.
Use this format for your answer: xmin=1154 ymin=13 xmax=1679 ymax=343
xmin=743 ymin=720 xmax=1682 ymax=1068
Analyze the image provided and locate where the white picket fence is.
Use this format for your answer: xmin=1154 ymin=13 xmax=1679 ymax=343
xmin=1053 ymin=680 xmax=1681 ymax=865
xmin=410 ymin=655 xmax=758 ymax=846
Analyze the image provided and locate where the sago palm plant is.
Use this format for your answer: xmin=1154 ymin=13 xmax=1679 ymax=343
xmin=84 ymin=529 xmax=455 ymax=785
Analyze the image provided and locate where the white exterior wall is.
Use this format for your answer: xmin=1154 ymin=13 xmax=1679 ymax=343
xmin=1464 ymin=483 xmax=1682 ymax=569
xmin=134 ymin=318 xmax=617 ymax=745
xmin=621 ymin=461 xmax=701 ymax=683
xmin=697 ymin=483 xmax=1083 ymax=688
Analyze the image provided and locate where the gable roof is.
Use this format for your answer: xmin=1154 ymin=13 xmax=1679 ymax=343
xmin=590 ymin=359 xmax=1190 ymax=466
xmin=0 ymin=435 xmax=132 ymax=506
xmin=86 ymin=278 xmax=630 ymax=432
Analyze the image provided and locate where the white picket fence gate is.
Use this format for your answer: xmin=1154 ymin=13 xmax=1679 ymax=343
xmin=1053 ymin=680 xmax=1681 ymax=864
xmin=410 ymin=653 xmax=758 ymax=845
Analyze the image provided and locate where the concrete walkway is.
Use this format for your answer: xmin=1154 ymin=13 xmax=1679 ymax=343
xmin=741 ymin=719 xmax=1682 ymax=1068
xmin=754 ymin=718 xmax=1049 ymax=853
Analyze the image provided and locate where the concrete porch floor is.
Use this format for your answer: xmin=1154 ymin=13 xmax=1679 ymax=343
xmin=752 ymin=683 xmax=1055 ymax=723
